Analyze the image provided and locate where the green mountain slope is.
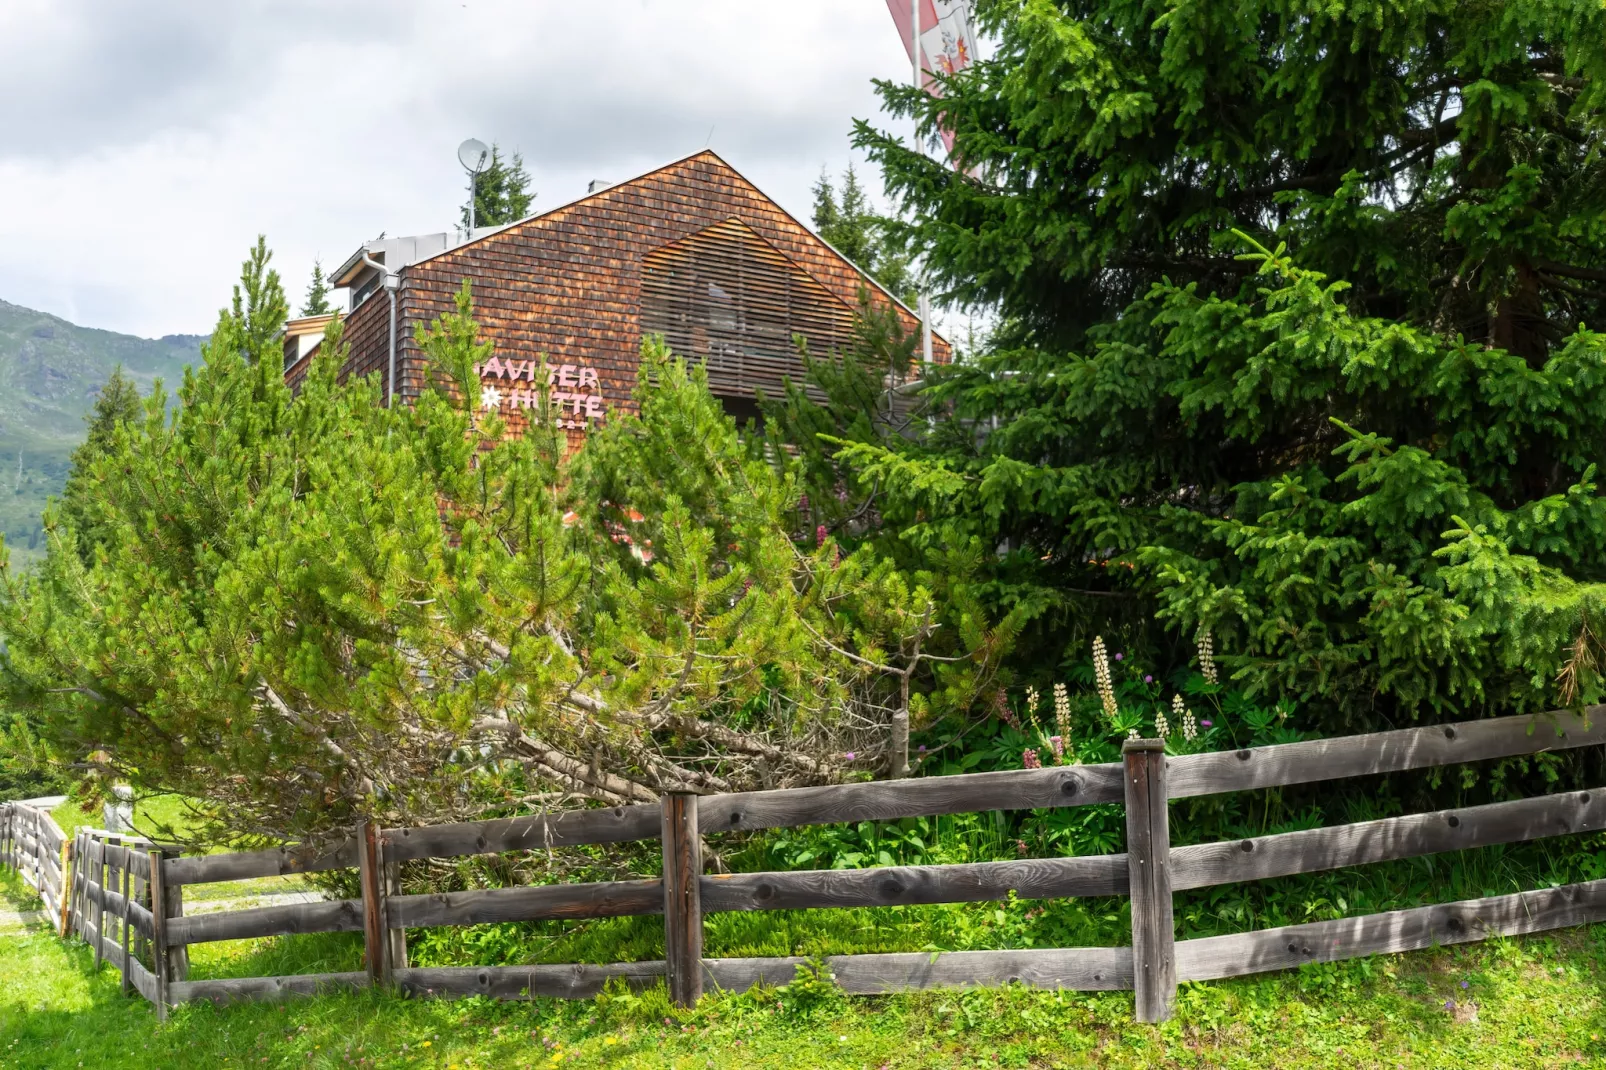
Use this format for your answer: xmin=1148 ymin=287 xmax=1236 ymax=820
xmin=0 ymin=299 xmax=202 ymax=561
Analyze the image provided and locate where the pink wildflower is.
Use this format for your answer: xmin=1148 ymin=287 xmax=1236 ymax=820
xmin=1022 ymin=748 xmax=1041 ymax=769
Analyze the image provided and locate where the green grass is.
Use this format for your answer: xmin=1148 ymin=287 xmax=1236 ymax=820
xmin=2 ymin=870 xmax=1606 ymax=1068
xmin=50 ymin=794 xmax=203 ymax=843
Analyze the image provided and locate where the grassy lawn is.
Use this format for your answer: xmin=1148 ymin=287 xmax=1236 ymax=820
xmin=1 ymin=861 xmax=1604 ymax=1069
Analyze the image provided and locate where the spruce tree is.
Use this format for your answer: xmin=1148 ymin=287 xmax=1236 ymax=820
xmin=462 ymin=145 xmax=535 ymax=229
xmin=830 ymin=0 xmax=1606 ymax=732
xmin=811 ymin=165 xmax=916 ymax=305
xmin=300 ymin=260 xmax=334 ymax=317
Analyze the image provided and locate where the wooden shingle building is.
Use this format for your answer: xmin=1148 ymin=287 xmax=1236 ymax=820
xmin=284 ymin=150 xmax=946 ymax=434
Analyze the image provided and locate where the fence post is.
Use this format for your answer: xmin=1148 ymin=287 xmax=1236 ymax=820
xmin=381 ymin=834 xmax=408 ymax=977
xmin=119 ymin=842 xmax=133 ymax=997
xmin=92 ymin=837 xmax=107 ymax=967
xmin=147 ymin=849 xmax=171 ymax=1020
xmin=1124 ymin=737 xmax=1176 ymax=1023
xmin=661 ymin=792 xmax=703 ymax=1008
xmin=161 ymin=848 xmax=187 ymax=987
xmin=32 ymin=810 xmax=42 ymax=893
xmin=357 ymin=820 xmax=388 ymax=986
xmin=57 ymin=836 xmax=73 ymax=938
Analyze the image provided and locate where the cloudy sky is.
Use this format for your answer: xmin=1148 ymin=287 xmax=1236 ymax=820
xmin=0 ymin=1 xmax=924 ymax=339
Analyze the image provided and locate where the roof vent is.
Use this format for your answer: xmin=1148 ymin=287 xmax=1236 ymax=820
xmin=587 ymin=180 xmax=614 ymax=194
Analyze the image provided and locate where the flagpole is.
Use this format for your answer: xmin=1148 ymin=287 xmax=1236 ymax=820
xmin=911 ymin=0 xmax=934 ymax=365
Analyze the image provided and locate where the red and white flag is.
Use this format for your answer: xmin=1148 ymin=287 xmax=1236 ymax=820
xmin=884 ymin=0 xmax=978 ymax=155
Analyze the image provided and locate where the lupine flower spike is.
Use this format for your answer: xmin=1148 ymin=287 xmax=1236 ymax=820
xmin=1092 ymin=637 xmax=1118 ymax=720
xmin=1052 ymin=682 xmax=1070 ymax=737
xmin=1025 ymin=686 xmax=1040 ymax=718
xmin=1022 ymin=748 xmax=1041 ymax=770
xmin=1196 ymin=627 xmax=1218 ymax=686
xmin=1180 ymin=696 xmax=1199 ymax=742
xmin=1154 ymin=704 xmax=1170 ymax=738
xmin=1048 ymin=735 xmax=1065 ymax=760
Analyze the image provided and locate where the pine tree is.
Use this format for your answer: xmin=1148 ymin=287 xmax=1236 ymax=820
xmin=811 ymin=165 xmax=915 ymax=305
xmin=227 ymin=235 xmax=289 ymax=364
xmin=56 ymin=366 xmax=143 ymax=561
xmin=834 ymin=0 xmax=1606 ymax=734
xmin=300 ymin=260 xmax=334 ymax=317
xmin=461 ymin=145 xmax=535 ymax=230
xmin=0 ymin=245 xmax=995 ymax=842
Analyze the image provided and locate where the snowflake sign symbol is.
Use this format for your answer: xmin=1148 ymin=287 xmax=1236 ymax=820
xmin=479 ymin=384 xmax=502 ymax=411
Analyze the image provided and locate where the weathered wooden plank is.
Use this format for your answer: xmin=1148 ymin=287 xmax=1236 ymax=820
xmin=1176 ymin=878 xmax=1606 ymax=982
xmin=662 ymin=793 xmax=703 ymax=1008
xmin=170 ymin=972 xmax=370 ymax=1006
xmin=1172 ymin=788 xmax=1606 ymax=892
xmin=148 ymin=849 xmax=171 ymax=1020
xmin=125 ymin=851 xmax=151 ymax=882
xmin=34 ymin=816 xmax=64 ymax=851
xmin=380 ymin=805 xmax=662 ymax=862
xmin=1168 ymin=707 xmax=1606 ymax=800
xmin=165 ymin=898 xmax=364 ymax=946
xmin=127 ymin=898 xmax=155 ymax=940
xmin=163 ymin=842 xmax=358 ymax=887
xmin=119 ymin=856 xmax=133 ymax=998
xmin=699 ymin=763 xmax=1125 ymax=834
xmin=127 ymin=956 xmax=159 ymax=1004
xmin=393 ymin=962 xmax=667 ymax=1000
xmin=391 ymin=948 xmax=1133 ymax=1001
xmin=357 ymin=821 xmax=385 ymax=984
xmin=381 ymin=856 xmax=407 ymax=977
xmin=1124 ymin=739 xmax=1175 ymax=1023
xmin=91 ymin=929 xmax=128 ymax=975
xmin=161 ymin=851 xmax=187 ymax=984
xmin=707 ymin=947 xmax=1135 ymax=995
xmin=701 ymin=853 xmax=1127 ymax=914
xmin=387 ymin=879 xmax=662 ymax=929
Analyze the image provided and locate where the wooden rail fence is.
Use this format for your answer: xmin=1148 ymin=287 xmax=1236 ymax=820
xmin=5 ymin=706 xmax=1606 ymax=1022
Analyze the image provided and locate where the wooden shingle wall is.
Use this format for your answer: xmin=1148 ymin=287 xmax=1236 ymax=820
xmin=305 ymin=152 xmax=946 ymax=435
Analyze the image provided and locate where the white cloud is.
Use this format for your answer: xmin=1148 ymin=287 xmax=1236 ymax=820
xmin=0 ymin=0 xmax=918 ymax=338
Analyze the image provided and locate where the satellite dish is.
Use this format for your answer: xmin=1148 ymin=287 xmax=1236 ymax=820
xmin=457 ymin=138 xmax=490 ymax=174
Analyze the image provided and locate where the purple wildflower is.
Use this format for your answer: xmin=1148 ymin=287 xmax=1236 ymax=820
xmin=816 ymin=524 xmax=828 ymax=547
xmin=1114 ymin=652 xmax=1124 ymax=661
xmin=1144 ymin=674 xmax=1153 ymax=684
xmin=1201 ymin=719 xmax=1213 ymax=728
xmin=1460 ymin=980 xmax=1469 ymax=989
xmin=1048 ymin=735 xmax=1065 ymax=759
xmin=1022 ymin=748 xmax=1041 ymax=770
xmin=1444 ymin=999 xmax=1455 ymax=1011
xmin=917 ymin=745 xmax=926 ymax=753
xmin=844 ymin=751 xmax=856 ymax=761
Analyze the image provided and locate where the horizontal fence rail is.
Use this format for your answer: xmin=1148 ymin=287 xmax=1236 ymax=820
xmin=6 ymin=704 xmax=1606 ymax=1022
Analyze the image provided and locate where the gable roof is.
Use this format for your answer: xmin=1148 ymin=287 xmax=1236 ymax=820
xmin=334 ymin=149 xmax=935 ymax=334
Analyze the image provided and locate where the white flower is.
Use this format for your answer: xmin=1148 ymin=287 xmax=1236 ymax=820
xmin=1196 ymin=627 xmax=1218 ymax=686
xmin=1092 ymin=637 xmax=1118 ymax=720
xmin=1025 ymin=685 xmax=1040 ymax=716
xmin=480 ymin=384 xmax=503 ymax=411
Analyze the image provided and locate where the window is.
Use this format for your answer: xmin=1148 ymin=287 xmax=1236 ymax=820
xmin=640 ymin=219 xmax=857 ymax=400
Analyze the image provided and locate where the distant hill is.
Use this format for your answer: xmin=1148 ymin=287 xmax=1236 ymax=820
xmin=0 ymin=299 xmax=203 ymax=562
